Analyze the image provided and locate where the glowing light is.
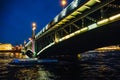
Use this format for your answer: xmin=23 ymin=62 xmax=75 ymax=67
xmin=65 ymin=35 xmax=70 ymax=39
xmin=59 ymin=38 xmax=63 ymax=42
xmin=61 ymin=8 xmax=66 ymax=17
xmin=75 ymin=30 xmax=81 ymax=34
xmin=61 ymin=37 xmax=66 ymax=40
xmin=54 ymin=15 xmax=59 ymax=23
xmin=32 ymin=22 xmax=36 ymax=31
xmin=29 ymin=37 xmax=32 ymax=41
xmin=97 ymin=19 xmax=109 ymax=25
xmin=72 ymin=0 xmax=78 ymax=8
xmin=77 ymin=54 xmax=81 ymax=59
xmin=61 ymin=0 xmax=67 ymax=8
xmin=42 ymin=27 xmax=45 ymax=32
xmin=88 ymin=23 xmax=97 ymax=30
xmin=69 ymin=33 xmax=75 ymax=37
xmin=62 ymin=19 xmax=69 ymax=22
xmin=55 ymin=37 xmax=59 ymax=43
xmin=95 ymin=0 xmax=101 ymax=3
xmin=45 ymin=24 xmax=48 ymax=30
xmin=84 ymin=5 xmax=90 ymax=9
xmin=66 ymin=15 xmax=74 ymax=19
xmin=0 ymin=44 xmax=12 ymax=50
xmin=37 ymin=42 xmax=55 ymax=55
xmin=32 ymin=22 xmax=36 ymax=27
xmin=80 ymin=27 xmax=88 ymax=32
xmin=72 ymin=11 xmax=82 ymax=16
xmin=109 ymin=13 xmax=120 ymax=20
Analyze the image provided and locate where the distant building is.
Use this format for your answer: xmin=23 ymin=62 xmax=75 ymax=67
xmin=0 ymin=44 xmax=13 ymax=50
xmin=0 ymin=43 xmax=13 ymax=58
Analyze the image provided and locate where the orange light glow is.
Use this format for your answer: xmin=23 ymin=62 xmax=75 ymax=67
xmin=32 ymin=22 xmax=36 ymax=31
xmin=61 ymin=0 xmax=67 ymax=8
xmin=0 ymin=44 xmax=13 ymax=50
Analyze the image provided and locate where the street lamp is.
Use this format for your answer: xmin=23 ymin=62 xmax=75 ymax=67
xmin=32 ymin=22 xmax=36 ymax=31
xmin=61 ymin=0 xmax=67 ymax=9
xmin=31 ymin=22 xmax=37 ymax=57
xmin=32 ymin=22 xmax=36 ymax=39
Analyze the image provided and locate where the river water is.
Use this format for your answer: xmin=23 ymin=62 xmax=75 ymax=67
xmin=0 ymin=50 xmax=120 ymax=80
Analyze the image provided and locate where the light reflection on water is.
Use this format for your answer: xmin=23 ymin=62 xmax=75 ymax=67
xmin=9 ymin=66 xmax=55 ymax=80
xmin=0 ymin=50 xmax=120 ymax=80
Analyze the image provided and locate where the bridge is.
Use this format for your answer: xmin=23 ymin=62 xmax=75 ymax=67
xmin=25 ymin=0 xmax=120 ymax=58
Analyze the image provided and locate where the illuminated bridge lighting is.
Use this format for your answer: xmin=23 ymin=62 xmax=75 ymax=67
xmin=97 ymin=13 xmax=120 ymax=26
xmin=61 ymin=8 xmax=67 ymax=17
xmin=95 ymin=0 xmax=101 ymax=3
xmin=83 ymin=5 xmax=90 ymax=9
xmin=97 ymin=19 xmax=109 ymax=25
xmin=54 ymin=18 xmax=113 ymax=44
xmin=53 ymin=0 xmax=100 ymax=30
xmin=36 ymin=12 xmax=120 ymax=54
xmin=26 ymin=0 xmax=101 ymax=49
xmin=96 ymin=45 xmax=120 ymax=51
xmin=25 ymin=0 xmax=120 ymax=56
xmin=88 ymin=13 xmax=120 ymax=30
xmin=41 ymin=0 xmax=102 ymax=39
xmin=55 ymin=27 xmax=88 ymax=42
xmin=37 ymin=42 xmax=55 ymax=55
xmin=88 ymin=23 xmax=97 ymax=30
xmin=25 ymin=41 xmax=31 ymax=47
xmin=109 ymin=13 xmax=120 ymax=20
xmin=37 ymin=13 xmax=120 ymax=54
xmin=72 ymin=0 xmax=78 ymax=8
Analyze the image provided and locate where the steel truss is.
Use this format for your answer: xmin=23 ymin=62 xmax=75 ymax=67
xmin=35 ymin=0 xmax=120 ymax=54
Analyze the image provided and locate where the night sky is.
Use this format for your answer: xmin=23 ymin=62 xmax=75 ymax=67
xmin=0 ymin=0 xmax=73 ymax=46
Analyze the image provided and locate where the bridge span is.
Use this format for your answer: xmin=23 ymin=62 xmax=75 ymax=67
xmin=25 ymin=0 xmax=120 ymax=58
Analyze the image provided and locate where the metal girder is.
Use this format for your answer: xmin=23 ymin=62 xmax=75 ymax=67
xmin=81 ymin=18 xmax=84 ymax=28
xmin=72 ymin=23 xmax=80 ymax=29
xmin=35 ymin=0 xmax=118 ymax=54
xmin=62 ymin=28 xmax=69 ymax=34
xmin=85 ymin=16 xmax=97 ymax=22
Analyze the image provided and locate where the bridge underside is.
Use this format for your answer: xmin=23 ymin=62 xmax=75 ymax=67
xmin=38 ymin=20 xmax=120 ymax=58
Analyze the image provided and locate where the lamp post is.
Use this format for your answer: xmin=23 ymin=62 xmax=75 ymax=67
xmin=24 ymin=40 xmax=27 ymax=51
xmin=32 ymin=22 xmax=36 ymax=57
